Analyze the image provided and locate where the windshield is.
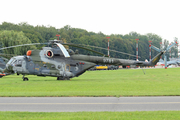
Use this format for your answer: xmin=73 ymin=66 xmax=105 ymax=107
xmin=11 ymin=60 xmax=17 ymax=65
xmin=7 ymin=58 xmax=15 ymax=64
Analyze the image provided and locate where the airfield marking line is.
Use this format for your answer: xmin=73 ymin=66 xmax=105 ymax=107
xmin=1 ymin=102 xmax=180 ymax=105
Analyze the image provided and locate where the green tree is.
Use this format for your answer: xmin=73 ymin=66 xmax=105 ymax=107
xmin=0 ymin=30 xmax=36 ymax=55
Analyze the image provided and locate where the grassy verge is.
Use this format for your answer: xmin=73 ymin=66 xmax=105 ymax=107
xmin=0 ymin=111 xmax=180 ymax=120
xmin=0 ymin=68 xmax=180 ymax=97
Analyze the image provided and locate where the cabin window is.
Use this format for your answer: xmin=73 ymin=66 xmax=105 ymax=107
xmin=18 ymin=60 xmax=22 ymax=65
xmin=16 ymin=60 xmax=22 ymax=67
xmin=66 ymin=64 xmax=70 ymax=71
xmin=58 ymin=65 xmax=61 ymax=69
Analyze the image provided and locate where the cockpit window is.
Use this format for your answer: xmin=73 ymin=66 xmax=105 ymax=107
xmin=12 ymin=60 xmax=17 ymax=65
xmin=7 ymin=58 xmax=15 ymax=64
xmin=18 ymin=60 xmax=22 ymax=65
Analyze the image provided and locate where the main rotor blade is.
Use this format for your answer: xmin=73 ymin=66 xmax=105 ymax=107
xmin=0 ymin=41 xmax=140 ymax=58
xmin=0 ymin=42 xmax=107 ymax=57
xmin=62 ymin=43 xmax=107 ymax=56
xmin=0 ymin=43 xmax=47 ymax=50
xmin=0 ymin=53 xmax=17 ymax=59
xmin=63 ymin=43 xmax=140 ymax=58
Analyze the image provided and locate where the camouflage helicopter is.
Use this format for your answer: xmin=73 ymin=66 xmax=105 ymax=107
xmin=0 ymin=40 xmax=165 ymax=81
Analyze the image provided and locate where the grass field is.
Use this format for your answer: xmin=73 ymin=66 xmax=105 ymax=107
xmin=0 ymin=111 xmax=180 ymax=120
xmin=0 ymin=68 xmax=180 ymax=97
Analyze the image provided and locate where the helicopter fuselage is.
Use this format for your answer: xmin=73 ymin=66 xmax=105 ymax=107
xmin=5 ymin=47 xmax=97 ymax=80
xmin=3 ymin=42 xmax=164 ymax=81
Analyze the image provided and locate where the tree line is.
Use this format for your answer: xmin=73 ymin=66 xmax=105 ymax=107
xmin=0 ymin=22 xmax=178 ymax=61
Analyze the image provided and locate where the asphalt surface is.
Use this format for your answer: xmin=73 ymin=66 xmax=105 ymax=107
xmin=0 ymin=97 xmax=180 ymax=112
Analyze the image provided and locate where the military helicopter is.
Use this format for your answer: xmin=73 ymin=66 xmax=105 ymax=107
xmin=0 ymin=40 xmax=164 ymax=81
xmin=0 ymin=56 xmax=9 ymax=78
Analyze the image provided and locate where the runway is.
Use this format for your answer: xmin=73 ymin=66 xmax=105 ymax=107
xmin=0 ymin=97 xmax=180 ymax=112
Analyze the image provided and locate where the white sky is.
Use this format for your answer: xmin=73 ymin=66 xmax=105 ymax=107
xmin=0 ymin=0 xmax=180 ymax=43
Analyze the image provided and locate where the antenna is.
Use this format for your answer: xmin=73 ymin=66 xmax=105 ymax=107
xmin=149 ymin=41 xmax=152 ymax=61
xmin=135 ymin=39 xmax=139 ymax=61
xmin=106 ymin=37 xmax=110 ymax=57
xmin=56 ymin=34 xmax=60 ymax=40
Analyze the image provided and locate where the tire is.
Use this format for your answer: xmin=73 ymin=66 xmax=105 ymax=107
xmin=23 ymin=77 xmax=28 ymax=81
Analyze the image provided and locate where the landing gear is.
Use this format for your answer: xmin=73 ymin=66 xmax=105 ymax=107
xmin=57 ymin=76 xmax=70 ymax=80
xmin=63 ymin=77 xmax=70 ymax=80
xmin=23 ymin=77 xmax=29 ymax=81
xmin=22 ymin=75 xmax=29 ymax=81
xmin=57 ymin=77 xmax=61 ymax=80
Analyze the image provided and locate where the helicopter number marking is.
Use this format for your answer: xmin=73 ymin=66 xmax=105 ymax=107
xmin=103 ymin=59 xmax=114 ymax=63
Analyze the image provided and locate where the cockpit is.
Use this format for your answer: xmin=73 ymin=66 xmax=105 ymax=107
xmin=6 ymin=56 xmax=24 ymax=67
xmin=7 ymin=58 xmax=15 ymax=65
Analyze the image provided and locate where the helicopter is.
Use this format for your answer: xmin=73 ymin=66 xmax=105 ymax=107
xmin=0 ymin=56 xmax=9 ymax=78
xmin=0 ymin=40 xmax=165 ymax=81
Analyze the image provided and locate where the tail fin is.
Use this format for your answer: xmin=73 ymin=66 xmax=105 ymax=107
xmin=149 ymin=51 xmax=165 ymax=66
xmin=133 ymin=51 xmax=164 ymax=66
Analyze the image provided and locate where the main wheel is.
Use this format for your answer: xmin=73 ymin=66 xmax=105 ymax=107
xmin=57 ymin=77 xmax=61 ymax=80
xmin=63 ymin=77 xmax=70 ymax=80
xmin=57 ymin=77 xmax=70 ymax=80
xmin=23 ymin=77 xmax=29 ymax=81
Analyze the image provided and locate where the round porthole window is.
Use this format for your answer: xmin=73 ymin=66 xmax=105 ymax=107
xmin=58 ymin=65 xmax=61 ymax=69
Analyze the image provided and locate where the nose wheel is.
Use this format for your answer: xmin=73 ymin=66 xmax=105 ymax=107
xmin=22 ymin=75 xmax=29 ymax=81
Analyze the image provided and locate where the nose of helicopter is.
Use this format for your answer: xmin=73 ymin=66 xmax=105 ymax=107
xmin=4 ymin=64 xmax=14 ymax=74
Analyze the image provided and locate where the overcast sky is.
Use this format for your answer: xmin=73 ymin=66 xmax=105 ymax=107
xmin=1 ymin=0 xmax=179 ymax=43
